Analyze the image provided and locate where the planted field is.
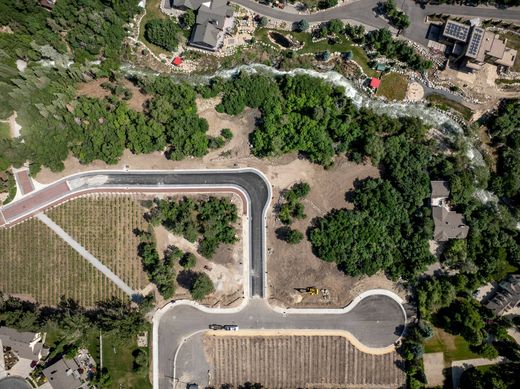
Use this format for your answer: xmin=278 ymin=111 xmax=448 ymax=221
xmin=205 ymin=334 xmax=405 ymax=388
xmin=0 ymin=219 xmax=124 ymax=306
xmin=47 ymin=195 xmax=149 ymax=291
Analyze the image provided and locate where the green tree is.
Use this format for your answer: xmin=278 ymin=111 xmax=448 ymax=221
xmin=190 ymin=273 xmax=215 ymax=300
xmin=294 ymin=19 xmax=309 ymax=32
xmin=286 ymin=229 xmax=304 ymax=244
xmin=258 ymin=16 xmax=268 ymax=28
xmin=144 ymin=19 xmax=181 ymax=51
xmin=180 ymin=9 xmax=196 ymax=29
xmin=180 ymin=252 xmax=197 ymax=269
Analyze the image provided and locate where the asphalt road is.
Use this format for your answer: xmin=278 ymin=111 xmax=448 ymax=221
xmin=231 ymin=0 xmax=520 ymax=45
xmin=1 ymin=169 xmax=271 ymax=298
xmin=158 ymin=296 xmax=405 ymax=388
xmin=1 ymin=169 xmax=406 ymax=389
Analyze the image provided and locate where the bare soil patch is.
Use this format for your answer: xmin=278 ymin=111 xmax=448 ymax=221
xmin=76 ymin=78 xmax=149 ymax=112
xmin=123 ymin=79 xmax=150 ymax=112
xmin=76 ymin=78 xmax=111 ymax=99
xmin=204 ymin=334 xmax=405 ymax=388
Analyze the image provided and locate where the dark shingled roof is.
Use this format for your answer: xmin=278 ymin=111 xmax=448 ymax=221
xmin=172 ymin=0 xmax=202 ymax=10
xmin=191 ymin=22 xmax=220 ymax=48
xmin=431 ymin=180 xmax=450 ymax=199
xmin=486 ymin=274 xmax=520 ymax=315
xmin=432 ymin=207 xmax=469 ymax=241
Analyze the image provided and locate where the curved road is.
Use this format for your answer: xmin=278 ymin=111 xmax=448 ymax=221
xmin=0 ymin=169 xmax=271 ymax=297
xmin=231 ymin=0 xmax=520 ymax=45
xmin=158 ymin=296 xmax=405 ymax=388
xmin=0 ymin=168 xmax=406 ymax=389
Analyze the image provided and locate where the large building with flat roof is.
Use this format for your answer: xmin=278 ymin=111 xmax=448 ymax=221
xmin=440 ymin=19 xmax=517 ymax=71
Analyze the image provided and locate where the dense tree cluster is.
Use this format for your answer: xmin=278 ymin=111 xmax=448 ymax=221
xmin=147 ymin=196 xmax=238 ymax=258
xmin=310 ymin=176 xmax=434 ymax=278
xmin=379 ymin=0 xmax=411 ymax=31
xmin=144 ymin=18 xmax=182 ymax=52
xmin=0 ymin=294 xmax=147 ymax=340
xmin=0 ymin=0 xmax=139 ymax=66
xmin=278 ymin=182 xmax=310 ymax=225
xmin=137 ymin=232 xmax=176 ymax=299
xmin=488 ymin=100 xmax=520 ymax=203
xmin=461 ymin=363 xmax=520 ymax=389
xmin=0 ymin=73 xmax=214 ymax=173
xmin=365 ymin=28 xmax=433 ymax=72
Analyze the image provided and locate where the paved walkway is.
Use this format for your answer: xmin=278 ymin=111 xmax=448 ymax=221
xmin=451 ymin=357 xmax=505 ymax=389
xmin=35 ymin=213 xmax=137 ymax=298
xmin=13 ymin=169 xmax=34 ymax=196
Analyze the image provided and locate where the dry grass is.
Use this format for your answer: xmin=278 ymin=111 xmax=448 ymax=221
xmin=0 ymin=219 xmax=124 ymax=306
xmin=377 ymin=72 xmax=408 ymax=101
xmin=205 ymin=334 xmax=405 ymax=388
xmin=47 ymin=194 xmax=150 ymax=291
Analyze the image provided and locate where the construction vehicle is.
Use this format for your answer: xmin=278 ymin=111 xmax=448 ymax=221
xmin=295 ymin=287 xmax=320 ymax=296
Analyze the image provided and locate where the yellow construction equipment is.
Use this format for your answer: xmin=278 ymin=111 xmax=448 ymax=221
xmin=295 ymin=287 xmax=319 ymax=296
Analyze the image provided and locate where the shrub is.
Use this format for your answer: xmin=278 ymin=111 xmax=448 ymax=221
xmin=190 ymin=273 xmax=214 ymax=300
xmin=221 ymin=128 xmax=233 ymax=140
xmin=144 ymin=19 xmax=181 ymax=51
xmin=180 ymin=252 xmax=197 ymax=269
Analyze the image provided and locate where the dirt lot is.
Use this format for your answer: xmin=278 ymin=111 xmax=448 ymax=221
xmin=204 ymin=333 xmax=405 ymax=388
xmin=152 ymin=193 xmax=244 ymax=307
xmin=34 ymin=97 xmax=404 ymax=308
xmin=76 ymin=78 xmax=149 ymax=112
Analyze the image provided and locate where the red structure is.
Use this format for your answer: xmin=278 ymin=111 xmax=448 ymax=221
xmin=369 ymin=77 xmax=381 ymax=89
xmin=172 ymin=57 xmax=183 ymax=66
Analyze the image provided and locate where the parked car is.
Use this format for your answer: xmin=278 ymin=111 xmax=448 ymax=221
xmin=224 ymin=325 xmax=239 ymax=331
xmin=209 ymin=324 xmax=223 ymax=330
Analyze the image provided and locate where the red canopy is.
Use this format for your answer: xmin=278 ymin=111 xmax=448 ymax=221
xmin=172 ymin=57 xmax=182 ymax=66
xmin=370 ymin=77 xmax=381 ymax=89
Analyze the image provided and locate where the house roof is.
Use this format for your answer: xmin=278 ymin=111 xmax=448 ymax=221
xmin=496 ymin=48 xmax=517 ymax=67
xmin=172 ymin=0 xmax=202 ymax=10
xmin=191 ymin=22 xmax=220 ymax=48
xmin=0 ymin=327 xmax=47 ymax=361
xmin=432 ymin=206 xmax=469 ymax=241
xmin=486 ymin=274 xmax=520 ymax=315
xmin=196 ymin=0 xmax=229 ymax=30
xmin=442 ymin=20 xmax=470 ymax=42
xmin=369 ymin=78 xmax=380 ymax=88
xmin=431 ymin=180 xmax=450 ymax=199
xmin=43 ymin=358 xmax=86 ymax=389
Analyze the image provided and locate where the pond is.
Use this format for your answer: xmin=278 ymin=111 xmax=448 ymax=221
xmin=269 ymin=32 xmax=296 ymax=49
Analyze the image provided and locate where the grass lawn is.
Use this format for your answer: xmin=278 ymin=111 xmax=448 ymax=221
xmin=499 ymin=32 xmax=520 ymax=72
xmin=426 ymin=94 xmax=474 ymax=121
xmin=376 ymin=72 xmax=408 ymax=101
xmin=424 ymin=327 xmax=480 ymax=364
xmin=0 ymin=121 xmax=9 ymax=140
xmin=139 ymin=0 xmax=172 ymax=57
xmin=101 ymin=330 xmax=151 ymax=389
xmin=255 ymin=28 xmax=377 ymax=77
xmin=41 ymin=325 xmax=150 ymax=389
xmin=491 ymin=262 xmax=519 ymax=282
